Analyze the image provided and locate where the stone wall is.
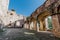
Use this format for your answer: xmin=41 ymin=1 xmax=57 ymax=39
xmin=0 ymin=0 xmax=9 ymax=16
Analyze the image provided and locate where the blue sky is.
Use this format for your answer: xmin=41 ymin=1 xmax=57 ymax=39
xmin=9 ymin=0 xmax=45 ymax=16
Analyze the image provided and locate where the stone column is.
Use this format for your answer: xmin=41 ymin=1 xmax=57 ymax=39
xmin=37 ymin=22 xmax=40 ymax=32
xmin=30 ymin=22 xmax=34 ymax=30
xmin=39 ymin=20 xmax=46 ymax=31
xmin=30 ymin=23 xmax=31 ymax=30
xmin=39 ymin=20 xmax=44 ymax=31
xmin=33 ymin=21 xmax=37 ymax=31
xmin=24 ymin=23 xmax=28 ymax=29
xmin=25 ymin=22 xmax=30 ymax=29
xmin=45 ymin=18 xmax=49 ymax=30
xmin=52 ymin=14 xmax=60 ymax=37
xmin=28 ymin=23 xmax=30 ymax=29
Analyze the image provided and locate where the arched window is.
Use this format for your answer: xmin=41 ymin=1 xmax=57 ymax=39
xmin=10 ymin=13 xmax=13 ymax=15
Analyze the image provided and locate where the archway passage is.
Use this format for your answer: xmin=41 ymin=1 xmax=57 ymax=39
xmin=45 ymin=17 xmax=53 ymax=30
xmin=37 ymin=10 xmax=52 ymax=31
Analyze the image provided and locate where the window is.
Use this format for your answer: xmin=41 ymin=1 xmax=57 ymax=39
xmin=9 ymin=24 xmax=11 ymax=26
xmin=10 ymin=13 xmax=13 ymax=15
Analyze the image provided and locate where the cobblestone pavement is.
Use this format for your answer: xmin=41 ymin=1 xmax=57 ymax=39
xmin=0 ymin=28 xmax=60 ymax=40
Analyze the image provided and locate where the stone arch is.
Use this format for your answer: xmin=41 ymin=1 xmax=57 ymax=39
xmin=28 ymin=0 xmax=60 ymax=37
xmin=29 ymin=17 xmax=37 ymax=30
xmin=37 ymin=10 xmax=52 ymax=31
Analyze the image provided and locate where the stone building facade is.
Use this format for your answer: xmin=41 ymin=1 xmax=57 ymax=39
xmin=26 ymin=0 xmax=60 ymax=37
xmin=6 ymin=10 xmax=26 ymax=28
xmin=0 ymin=0 xmax=26 ymax=27
xmin=0 ymin=0 xmax=9 ymax=25
xmin=0 ymin=0 xmax=9 ymax=16
xmin=5 ymin=10 xmax=25 ymax=26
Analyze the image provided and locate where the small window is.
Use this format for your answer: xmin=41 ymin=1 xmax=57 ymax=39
xmin=9 ymin=24 xmax=11 ymax=26
xmin=10 ymin=13 xmax=13 ymax=15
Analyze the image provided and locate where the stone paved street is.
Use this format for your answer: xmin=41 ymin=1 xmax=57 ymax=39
xmin=0 ymin=28 xmax=60 ymax=40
